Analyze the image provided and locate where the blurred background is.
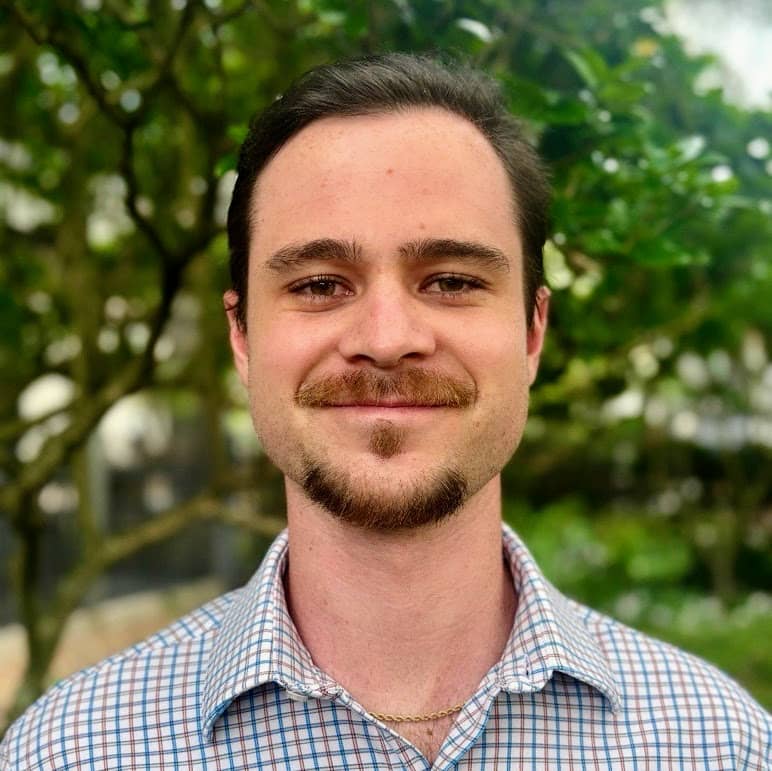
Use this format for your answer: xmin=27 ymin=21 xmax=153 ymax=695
xmin=1 ymin=0 xmax=770 ymax=737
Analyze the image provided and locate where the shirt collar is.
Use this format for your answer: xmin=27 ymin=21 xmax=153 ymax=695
xmin=201 ymin=530 xmax=340 ymax=739
xmin=496 ymin=524 xmax=622 ymax=712
xmin=202 ymin=523 xmax=622 ymax=738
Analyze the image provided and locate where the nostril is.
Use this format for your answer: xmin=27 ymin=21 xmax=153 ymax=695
xmin=337 ymin=305 xmax=437 ymax=366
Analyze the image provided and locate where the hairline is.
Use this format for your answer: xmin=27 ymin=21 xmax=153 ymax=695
xmin=242 ymin=105 xmax=528 ymax=307
xmin=228 ymin=55 xmax=549 ymax=333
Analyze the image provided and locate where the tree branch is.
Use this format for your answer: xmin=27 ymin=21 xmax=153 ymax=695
xmin=46 ymin=482 xmax=284 ymax=662
xmin=0 ymin=406 xmax=72 ymax=444
xmin=209 ymin=0 xmax=254 ymax=29
xmin=4 ymin=1 xmax=128 ymax=129
xmin=0 ymin=265 xmax=184 ymax=519
xmin=4 ymin=482 xmax=284 ymax=729
xmin=144 ymin=0 xmax=198 ymax=103
xmin=119 ymin=127 xmax=173 ymax=260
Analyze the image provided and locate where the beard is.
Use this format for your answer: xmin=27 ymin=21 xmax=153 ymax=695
xmin=287 ymin=367 xmax=477 ymax=531
xmin=300 ymin=456 xmax=468 ymax=532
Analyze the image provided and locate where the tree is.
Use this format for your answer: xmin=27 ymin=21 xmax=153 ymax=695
xmin=1 ymin=0 xmax=770 ymax=733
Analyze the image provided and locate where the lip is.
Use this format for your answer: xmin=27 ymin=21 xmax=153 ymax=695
xmin=321 ymin=404 xmax=446 ymax=415
xmin=326 ymin=402 xmax=443 ymax=408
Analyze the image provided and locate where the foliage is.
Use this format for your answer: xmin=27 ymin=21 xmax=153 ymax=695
xmin=1 ymin=0 xmax=770 ymax=731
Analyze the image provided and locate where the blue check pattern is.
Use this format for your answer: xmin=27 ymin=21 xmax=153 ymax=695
xmin=1 ymin=524 xmax=769 ymax=769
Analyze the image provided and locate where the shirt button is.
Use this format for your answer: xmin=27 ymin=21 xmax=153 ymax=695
xmin=285 ymin=690 xmax=310 ymax=702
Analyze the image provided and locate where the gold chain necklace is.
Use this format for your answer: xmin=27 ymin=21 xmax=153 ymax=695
xmin=370 ymin=703 xmax=463 ymax=723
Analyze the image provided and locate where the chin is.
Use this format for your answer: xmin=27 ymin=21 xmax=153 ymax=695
xmin=299 ymin=459 xmax=469 ymax=532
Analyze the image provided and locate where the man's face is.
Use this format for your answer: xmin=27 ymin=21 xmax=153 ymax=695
xmin=226 ymin=108 xmax=548 ymax=530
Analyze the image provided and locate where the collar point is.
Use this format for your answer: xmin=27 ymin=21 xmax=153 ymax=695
xmin=200 ymin=711 xmax=220 ymax=744
xmin=607 ymin=692 xmax=624 ymax=715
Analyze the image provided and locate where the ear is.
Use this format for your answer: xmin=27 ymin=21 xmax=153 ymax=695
xmin=224 ymin=290 xmax=249 ymax=388
xmin=526 ymin=286 xmax=550 ymax=386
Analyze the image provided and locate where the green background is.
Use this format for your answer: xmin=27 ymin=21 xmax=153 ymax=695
xmin=1 ymin=0 xmax=770 ymax=732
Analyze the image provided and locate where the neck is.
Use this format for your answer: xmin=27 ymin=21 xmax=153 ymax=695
xmin=283 ymin=477 xmax=515 ymax=716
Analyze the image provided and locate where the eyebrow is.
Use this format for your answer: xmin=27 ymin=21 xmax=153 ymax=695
xmin=264 ymin=239 xmax=363 ymax=272
xmin=399 ymin=238 xmax=511 ymax=273
xmin=263 ymin=237 xmax=511 ymax=274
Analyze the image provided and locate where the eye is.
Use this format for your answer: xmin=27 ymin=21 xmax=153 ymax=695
xmin=423 ymin=274 xmax=486 ymax=295
xmin=288 ymin=275 xmax=353 ymax=302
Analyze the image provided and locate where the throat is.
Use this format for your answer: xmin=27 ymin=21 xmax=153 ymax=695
xmin=284 ymin=527 xmax=516 ymax=691
xmin=284 ymin=534 xmax=517 ymax=750
xmin=283 ymin=482 xmax=517 ymax=759
xmin=389 ymin=714 xmax=456 ymax=764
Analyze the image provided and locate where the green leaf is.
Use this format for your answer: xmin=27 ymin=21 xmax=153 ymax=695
xmin=215 ymin=153 xmax=237 ymax=177
xmin=564 ymin=48 xmax=609 ymax=90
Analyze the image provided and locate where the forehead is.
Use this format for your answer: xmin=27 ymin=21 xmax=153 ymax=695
xmin=250 ymin=108 xmax=520 ymax=262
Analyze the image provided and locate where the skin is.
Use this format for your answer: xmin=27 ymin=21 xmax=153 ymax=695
xmin=226 ymin=108 xmax=549 ymax=763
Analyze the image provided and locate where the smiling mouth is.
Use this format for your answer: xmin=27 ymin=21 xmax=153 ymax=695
xmin=327 ymin=401 xmax=445 ymax=408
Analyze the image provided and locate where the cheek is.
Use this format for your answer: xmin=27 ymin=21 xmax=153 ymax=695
xmin=475 ymin=325 xmax=526 ymax=382
xmin=249 ymin=317 xmax=336 ymax=393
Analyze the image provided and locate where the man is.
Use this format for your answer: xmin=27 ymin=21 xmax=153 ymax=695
xmin=1 ymin=53 xmax=769 ymax=770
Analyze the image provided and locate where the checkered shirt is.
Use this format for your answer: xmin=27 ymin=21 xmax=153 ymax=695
xmin=1 ymin=524 xmax=769 ymax=770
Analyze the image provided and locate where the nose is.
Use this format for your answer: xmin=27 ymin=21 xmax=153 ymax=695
xmin=337 ymin=285 xmax=437 ymax=367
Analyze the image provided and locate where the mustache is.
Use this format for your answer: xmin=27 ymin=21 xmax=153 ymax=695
xmin=295 ymin=369 xmax=476 ymax=408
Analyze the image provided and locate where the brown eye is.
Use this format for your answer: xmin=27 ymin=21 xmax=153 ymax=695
xmin=309 ymin=280 xmax=337 ymax=296
xmin=436 ymin=276 xmax=467 ymax=293
xmin=425 ymin=274 xmax=485 ymax=295
xmin=289 ymin=275 xmax=352 ymax=304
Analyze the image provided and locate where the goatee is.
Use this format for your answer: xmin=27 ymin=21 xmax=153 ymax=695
xmin=295 ymin=367 xmax=473 ymax=530
xmin=301 ymin=461 xmax=468 ymax=532
xmin=368 ymin=419 xmax=405 ymax=459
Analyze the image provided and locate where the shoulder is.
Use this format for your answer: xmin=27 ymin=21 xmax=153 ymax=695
xmin=0 ymin=589 xmax=237 ymax=770
xmin=571 ymin=598 xmax=771 ymax=764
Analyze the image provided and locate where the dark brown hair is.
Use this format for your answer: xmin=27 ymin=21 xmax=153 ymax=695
xmin=227 ymin=52 xmax=550 ymax=329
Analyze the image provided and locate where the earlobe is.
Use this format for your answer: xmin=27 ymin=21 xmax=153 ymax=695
xmin=224 ymin=290 xmax=249 ymax=387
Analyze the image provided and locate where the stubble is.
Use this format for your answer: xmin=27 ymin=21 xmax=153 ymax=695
xmin=295 ymin=368 xmax=475 ymax=531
